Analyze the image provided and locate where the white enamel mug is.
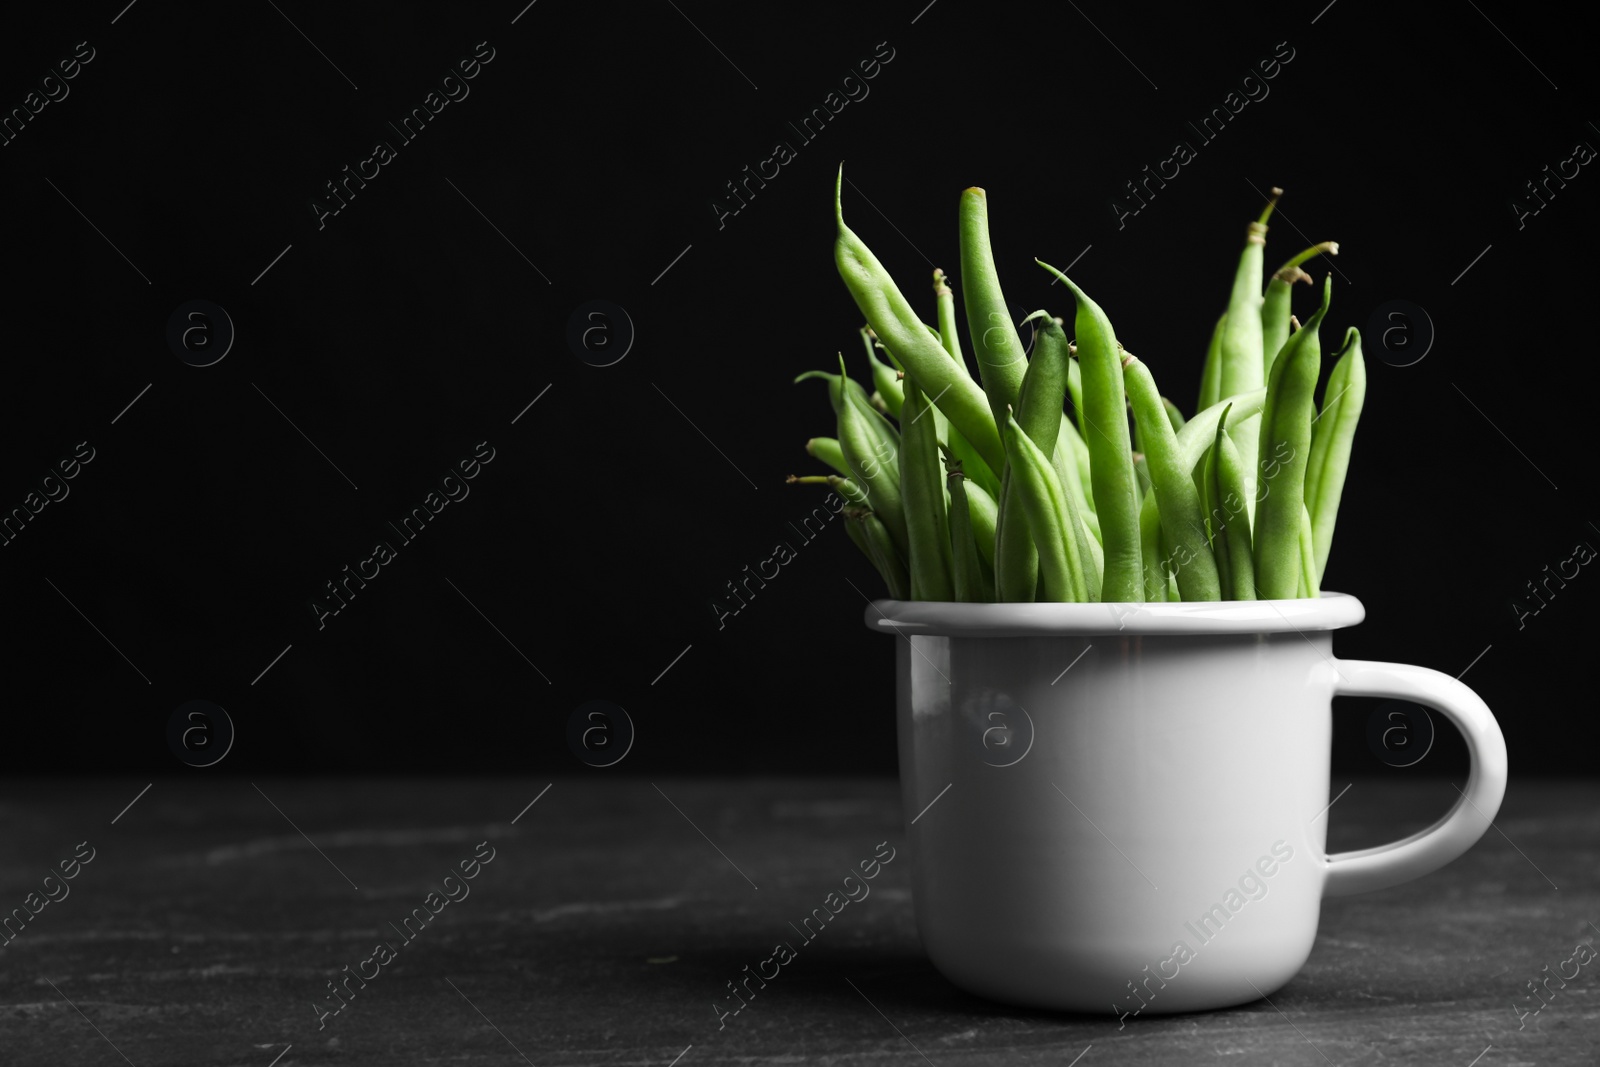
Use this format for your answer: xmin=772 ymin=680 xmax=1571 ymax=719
xmin=865 ymin=592 xmax=1508 ymax=1015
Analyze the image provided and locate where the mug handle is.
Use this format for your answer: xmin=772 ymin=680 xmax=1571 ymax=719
xmin=1322 ymin=658 xmax=1509 ymax=897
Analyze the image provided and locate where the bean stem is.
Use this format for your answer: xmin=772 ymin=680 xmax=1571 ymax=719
xmin=1279 ymin=240 xmax=1340 ymax=272
xmin=933 ymin=269 xmax=965 ymax=366
xmin=786 ymin=473 xmax=869 ymax=506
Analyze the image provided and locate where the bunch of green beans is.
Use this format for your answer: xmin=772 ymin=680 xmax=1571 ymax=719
xmin=789 ymin=170 xmax=1366 ymax=603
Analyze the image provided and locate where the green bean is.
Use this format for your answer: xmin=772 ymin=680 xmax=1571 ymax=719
xmin=1034 ymin=260 xmax=1143 ymax=601
xmin=846 ymin=505 xmax=910 ymax=600
xmin=1220 ymin=190 xmax=1280 ymax=521
xmin=877 ymin=328 xmax=987 ymax=505
xmin=1174 ymin=386 xmax=1267 ymax=475
xmin=1253 ymin=276 xmax=1330 ymax=598
xmin=1124 ymin=352 xmax=1221 ymax=601
xmin=1126 ymin=388 xmax=1177 ymax=467
xmin=1077 ymin=509 xmax=1103 ymax=601
xmin=1196 ymin=313 xmax=1226 ymax=413
xmin=1032 ymin=323 xmax=1101 ymax=595
xmin=844 ymin=509 xmax=873 ymax=565
xmin=1262 ymin=242 xmax=1338 ymax=378
xmin=1067 ymin=355 xmax=1085 ymax=440
xmin=805 ymin=437 xmax=852 ymax=478
xmin=1003 ymin=409 xmax=1089 ymax=602
xmin=1298 ymin=500 xmax=1317 ymax=598
xmin=834 ymin=357 xmax=909 ymax=556
xmin=1138 ymin=492 xmax=1166 ymax=602
xmin=835 ymin=169 xmax=1005 ymax=472
xmin=1059 ymin=412 xmax=1096 ymax=515
xmin=941 ymin=447 xmax=991 ymax=602
xmin=796 ymin=369 xmax=899 ymax=460
xmin=1052 ymin=415 xmax=1097 ymax=542
xmin=1162 ymin=397 xmax=1185 ymax=433
xmin=1194 ymin=421 xmax=1219 ymax=549
xmin=959 ymin=188 xmax=1028 ymax=429
xmin=961 ymin=475 xmax=999 ymax=570
xmin=1259 ymin=278 xmax=1330 ymax=462
xmin=1299 ymin=337 xmax=1339 ymax=511
xmin=1202 ymin=436 xmax=1232 ymax=596
xmin=1132 ymin=451 xmax=1151 ymax=503
xmin=900 ymin=374 xmax=955 ymax=600
xmin=1208 ymin=406 xmax=1256 ymax=601
xmin=1163 ymin=528 xmax=1181 ymax=601
xmin=1079 ymin=499 xmax=1101 ymax=545
xmin=1304 ymin=327 xmax=1366 ymax=588
xmin=991 ymin=484 xmax=1035 ymax=599
xmin=994 ymin=313 xmax=1072 ymax=601
xmin=1190 ymin=465 xmax=1208 ymax=541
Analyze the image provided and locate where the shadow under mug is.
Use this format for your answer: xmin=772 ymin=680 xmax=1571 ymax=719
xmin=865 ymin=592 xmax=1508 ymax=1015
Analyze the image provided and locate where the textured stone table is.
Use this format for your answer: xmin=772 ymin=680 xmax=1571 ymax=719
xmin=1 ymin=777 xmax=1596 ymax=1066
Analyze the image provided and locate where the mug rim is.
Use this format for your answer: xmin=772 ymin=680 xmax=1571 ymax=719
xmin=865 ymin=590 xmax=1364 ymax=637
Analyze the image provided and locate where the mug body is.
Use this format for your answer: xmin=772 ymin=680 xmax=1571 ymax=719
xmin=880 ymin=594 xmax=1365 ymax=1015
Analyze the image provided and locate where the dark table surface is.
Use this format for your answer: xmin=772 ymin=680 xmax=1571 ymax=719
xmin=1 ymin=776 xmax=1596 ymax=1066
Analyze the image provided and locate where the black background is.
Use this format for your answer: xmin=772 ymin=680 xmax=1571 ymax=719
xmin=0 ymin=0 xmax=1593 ymax=780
